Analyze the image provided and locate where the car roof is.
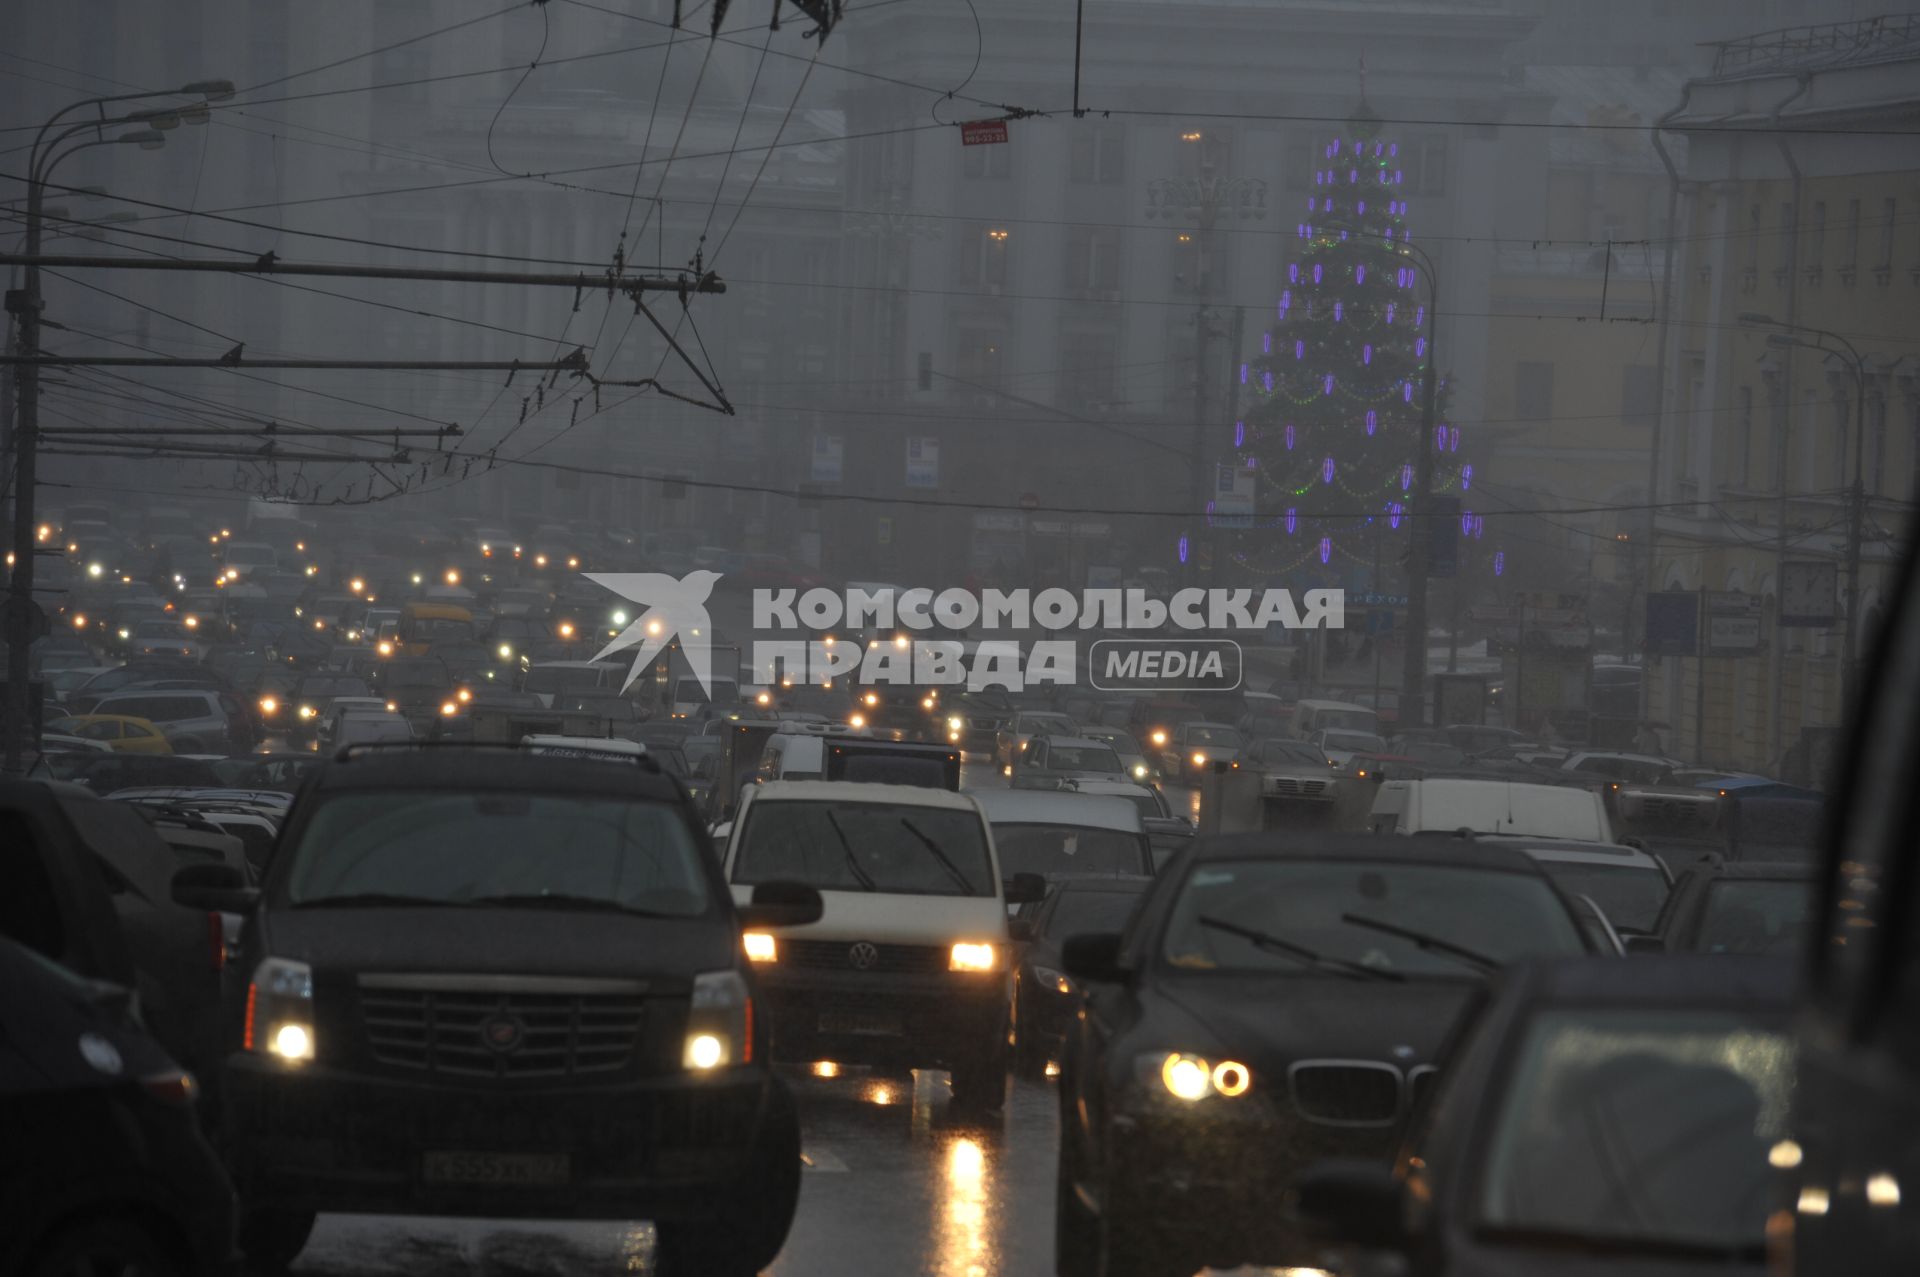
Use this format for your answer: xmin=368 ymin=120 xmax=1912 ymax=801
xmin=313 ymin=747 xmax=682 ymax=798
xmin=1687 ymin=859 xmax=1821 ymax=882
xmin=970 ymin=787 xmax=1146 ymax=831
xmin=1294 ymin=698 xmax=1371 ymax=711
xmin=1052 ymin=875 xmax=1155 ymax=894
xmin=525 ymin=659 xmax=618 ymax=670
xmin=745 ymin=779 xmax=981 ymax=811
xmin=1191 ymin=831 xmax=1554 ymax=876
xmin=1510 ymin=841 xmax=1665 ymax=870
xmin=1034 ymin=735 xmax=1118 ymax=750
xmin=1511 ymin=953 xmax=1796 ymax=1008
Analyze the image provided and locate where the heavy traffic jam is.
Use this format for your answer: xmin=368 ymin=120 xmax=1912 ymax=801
xmin=4 ymin=504 xmax=1900 ymax=1276
xmin=5 ymin=2 xmax=1919 ymax=1275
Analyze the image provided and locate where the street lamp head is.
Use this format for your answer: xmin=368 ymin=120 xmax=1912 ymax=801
xmin=129 ymin=108 xmax=182 ymax=130
xmin=176 ymin=103 xmax=211 ymax=126
xmin=1765 ymin=333 xmax=1799 ymax=350
xmin=181 ymin=79 xmax=236 ymax=101
xmin=118 ymin=129 xmax=167 ymax=151
xmin=1738 ymin=311 xmax=1780 ymax=326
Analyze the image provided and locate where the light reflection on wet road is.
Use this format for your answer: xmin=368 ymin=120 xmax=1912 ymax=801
xmin=293 ymin=1070 xmax=1293 ymax=1277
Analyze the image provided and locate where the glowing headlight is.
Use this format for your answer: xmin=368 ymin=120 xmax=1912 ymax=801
xmin=743 ymin=932 xmax=778 ymax=962
xmin=440 ymin=701 xmax=458 ymax=716
xmin=377 ymin=641 xmax=394 ymax=657
xmin=183 ymin=615 xmax=199 ymax=629
xmin=948 ymin=716 xmax=964 ymax=732
xmin=1137 ymin=1051 xmax=1252 ymax=1101
xmin=498 ymin=643 xmax=513 ymax=659
xmin=950 ymin=942 xmax=998 ymax=973
xmin=1033 ymin=964 xmax=1073 ymax=996
xmin=348 ymin=577 xmax=366 ymax=594
xmin=757 ymin=691 xmax=772 ymax=706
xmin=456 ymin=688 xmax=471 ymax=703
xmin=567 ymin=556 xmax=580 ymax=569
xmin=1151 ymin=730 xmax=1168 ymax=746
xmin=864 ymin=692 xmax=879 ymax=706
xmin=557 ymin=622 xmax=576 ymax=639
xmin=1133 ymin=764 xmax=1149 ymax=778
xmin=922 ymin=697 xmax=935 ymax=710
xmin=849 ymin=713 xmax=866 ymax=729
xmin=88 ymin=562 xmax=105 ymax=578
xmin=245 ymin=956 xmax=315 ymax=1064
xmin=297 ymin=704 xmax=317 ymax=720
xmin=117 ymin=628 xmax=130 ymax=640
xmin=385 ymin=700 xmax=398 ymax=712
xmin=1192 ymin=752 xmax=1207 ymax=767
xmin=611 ymin=610 xmax=629 ymax=626
xmin=258 ymin=696 xmax=279 ymax=715
xmin=682 ymin=970 xmax=751 ymax=1071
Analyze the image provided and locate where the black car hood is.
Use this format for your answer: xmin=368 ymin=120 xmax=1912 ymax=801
xmin=260 ymin=906 xmax=730 ymax=992
xmin=1151 ymin=972 xmax=1479 ymax=1069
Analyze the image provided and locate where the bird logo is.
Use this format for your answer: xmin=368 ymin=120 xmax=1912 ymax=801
xmin=586 ymin=570 xmax=723 ymax=696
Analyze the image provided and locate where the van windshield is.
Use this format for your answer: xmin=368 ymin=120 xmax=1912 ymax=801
xmin=526 ymin=665 xmax=612 ymax=694
xmin=733 ymin=799 xmax=994 ymax=897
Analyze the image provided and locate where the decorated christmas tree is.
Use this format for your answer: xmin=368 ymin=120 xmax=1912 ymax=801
xmin=1222 ymin=100 xmax=1482 ymax=590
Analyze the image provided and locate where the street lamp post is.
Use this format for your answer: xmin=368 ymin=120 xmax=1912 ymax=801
xmin=1739 ymin=312 xmax=1870 ymax=711
xmin=1144 ymin=159 xmax=1266 ymax=585
xmin=1394 ymin=237 xmax=1442 ymax=729
xmin=5 ymin=82 xmax=227 ymax=773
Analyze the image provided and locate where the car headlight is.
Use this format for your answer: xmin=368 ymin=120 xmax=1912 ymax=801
xmin=1151 ymin=730 xmax=1168 ymax=746
xmin=742 ymin=931 xmax=778 ymax=963
xmin=1133 ymin=763 xmax=1149 ymax=779
xmin=1133 ymin=1051 xmax=1253 ymax=1102
xmin=682 ymin=970 xmax=752 ymax=1071
xmin=947 ymin=715 xmax=964 ymax=731
xmin=950 ymin=942 xmax=999 ymax=972
xmin=117 ymin=628 xmax=130 ymax=640
xmin=1032 ymin=964 xmax=1073 ymax=996
xmin=259 ymin=696 xmax=279 ymax=715
xmin=849 ymin=713 xmax=866 ymax=729
xmin=440 ymin=701 xmax=459 ymax=716
xmin=1191 ymin=752 xmax=1207 ymax=767
xmin=297 ymin=704 xmax=317 ymax=719
xmin=246 ymin=957 xmax=315 ymax=1064
xmin=498 ymin=643 xmax=513 ymax=659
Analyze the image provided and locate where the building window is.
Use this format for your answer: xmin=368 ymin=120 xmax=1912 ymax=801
xmin=1515 ymin=361 xmax=1556 ymax=422
xmin=1069 ymin=126 xmax=1125 ymax=184
xmin=954 ymin=329 xmax=1005 ymax=392
xmin=961 ymin=142 xmax=1011 ymax=181
xmin=1060 ymin=330 xmax=1118 ymax=410
xmin=1777 ymin=201 xmax=1796 ymax=273
xmin=1732 ymin=385 xmax=1754 ymax=489
xmin=1411 ymin=137 xmax=1448 ymax=195
xmin=1806 ymin=200 xmax=1826 ymax=269
xmin=1746 ymin=203 xmax=1762 ymax=273
xmin=1064 ymin=225 xmax=1122 ymax=293
xmin=1880 ymin=197 xmax=1898 ymax=274
xmin=1831 ymin=387 xmax=1850 ymax=490
xmin=1869 ymin=389 xmax=1888 ymax=498
xmin=1621 ymin=364 xmax=1659 ymax=427
xmin=737 ymin=340 xmax=771 ymax=378
xmin=793 ymin=342 xmax=829 ymax=378
xmin=1767 ymin=379 xmax=1788 ymax=493
xmin=957 ymin=225 xmax=1009 ymax=288
xmin=1284 ymin=140 xmax=1314 ymax=193
xmin=1844 ymin=197 xmax=1861 ymax=268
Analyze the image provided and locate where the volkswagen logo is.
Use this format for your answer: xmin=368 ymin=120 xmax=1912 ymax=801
xmin=847 ymin=942 xmax=880 ymax=971
xmin=480 ymin=1014 xmax=525 ymax=1053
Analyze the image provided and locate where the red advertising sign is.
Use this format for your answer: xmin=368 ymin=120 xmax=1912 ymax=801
xmin=960 ymin=119 xmax=1009 ymax=146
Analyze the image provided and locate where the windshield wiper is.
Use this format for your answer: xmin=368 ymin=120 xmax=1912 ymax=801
xmin=465 ymin=893 xmax=680 ymax=918
xmin=293 ymin=893 xmax=461 ymax=910
xmin=1196 ymin=915 xmax=1403 ymax=982
xmin=898 ymin=817 xmax=975 ymax=893
xmin=1340 ymin=912 xmax=1498 ymax=972
xmin=824 ymin=809 xmax=879 ymax=892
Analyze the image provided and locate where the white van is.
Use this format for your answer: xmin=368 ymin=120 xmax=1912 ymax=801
xmin=1288 ymin=698 xmax=1379 ymax=740
xmin=753 ymin=732 xmax=828 ymax=784
xmin=334 ymin=709 xmax=415 ymax=748
xmin=723 ymin=780 xmax=1042 ymax=1111
xmin=1368 ymin=778 xmax=1614 ymax=843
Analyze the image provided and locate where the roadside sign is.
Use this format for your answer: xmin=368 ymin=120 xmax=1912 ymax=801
xmin=961 ymin=119 xmax=1009 ymax=146
xmin=905 ymin=436 xmax=940 ymax=488
xmin=1645 ymin=591 xmax=1700 ymax=656
xmin=1707 ymin=614 xmax=1762 ymax=653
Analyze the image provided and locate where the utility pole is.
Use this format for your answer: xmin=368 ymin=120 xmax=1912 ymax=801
xmin=1396 ymin=239 xmax=1442 ymax=728
xmin=1144 ymin=147 xmax=1266 ymax=586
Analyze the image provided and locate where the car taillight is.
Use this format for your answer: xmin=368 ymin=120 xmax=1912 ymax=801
xmin=243 ymin=980 xmax=258 ymax=1051
xmin=205 ymin=912 xmax=225 ymax=972
xmin=139 ymin=1069 xmax=198 ymax=1107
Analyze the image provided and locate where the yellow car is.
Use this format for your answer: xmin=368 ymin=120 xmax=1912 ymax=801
xmin=48 ymin=714 xmax=175 ymax=754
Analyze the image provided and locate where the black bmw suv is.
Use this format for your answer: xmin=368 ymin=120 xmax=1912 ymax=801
xmin=206 ymin=746 xmax=820 ymax=1275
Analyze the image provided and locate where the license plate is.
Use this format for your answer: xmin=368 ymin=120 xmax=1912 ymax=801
xmin=421 ymin=1151 xmax=571 ymax=1186
xmin=818 ymin=1011 xmax=902 ymax=1037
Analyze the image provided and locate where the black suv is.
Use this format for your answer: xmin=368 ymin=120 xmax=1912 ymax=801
xmin=204 ymin=746 xmax=820 ymax=1275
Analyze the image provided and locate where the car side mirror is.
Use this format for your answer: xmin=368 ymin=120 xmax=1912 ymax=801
xmin=1060 ymin=931 xmax=1126 ymax=984
xmin=737 ymin=880 xmax=823 ymax=929
xmin=1291 ymin=1159 xmax=1410 ymax=1249
xmin=1003 ymin=872 xmax=1047 ymax=906
xmin=170 ymin=861 xmax=257 ymax=913
xmin=1621 ymin=932 xmax=1666 ymax=956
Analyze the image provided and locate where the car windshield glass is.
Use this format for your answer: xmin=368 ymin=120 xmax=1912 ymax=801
xmin=1084 ymin=729 xmax=1142 ymax=754
xmin=1322 ymin=710 xmax=1376 ymax=732
xmin=1696 ymin=880 xmax=1814 ymax=954
xmin=384 ymin=663 xmax=449 ymax=689
xmin=732 ymin=800 xmax=993 ymax=897
xmin=1161 ymin=861 xmax=1585 ymax=975
xmin=525 ymin=666 xmax=609 ymax=693
xmin=1478 ymin=1009 xmax=1791 ymax=1253
xmin=1185 ymin=725 xmax=1241 ymax=746
xmin=1049 ymin=746 xmax=1122 ymax=773
xmin=134 ymin=620 xmax=187 ymax=638
xmin=284 ymin=790 xmax=709 ymax=915
xmin=1322 ymin=731 xmax=1385 ymax=753
xmin=297 ymin=677 xmax=372 ymax=698
xmin=991 ymin=823 xmax=1147 ymax=879
xmin=1049 ymin=886 xmax=1148 ymax=938
xmin=1255 ymin=738 xmax=1323 ymax=765
xmin=1534 ymin=860 xmax=1671 ymax=933
xmin=1024 ymin=714 xmax=1075 ymax=735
